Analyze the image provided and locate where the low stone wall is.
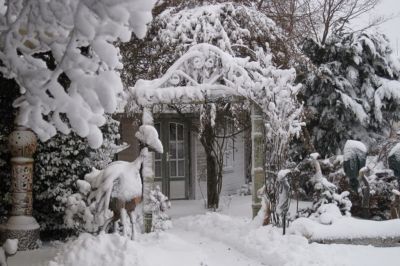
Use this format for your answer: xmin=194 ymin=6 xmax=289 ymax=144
xmin=311 ymin=236 xmax=400 ymax=247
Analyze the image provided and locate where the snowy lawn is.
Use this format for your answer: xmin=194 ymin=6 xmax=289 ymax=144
xmin=8 ymin=196 xmax=400 ymax=266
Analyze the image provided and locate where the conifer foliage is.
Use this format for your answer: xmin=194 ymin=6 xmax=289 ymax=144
xmin=33 ymin=116 xmax=120 ymax=237
xmin=301 ymin=32 xmax=400 ymax=156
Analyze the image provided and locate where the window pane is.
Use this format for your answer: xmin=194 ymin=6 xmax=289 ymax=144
xmin=169 ymin=142 xmax=177 ymax=159
xmin=177 ymin=142 xmax=184 ymax=159
xmin=178 ymin=160 xmax=185 ymax=176
xmin=169 ymin=123 xmax=176 ymax=141
xmin=155 ymin=161 xmax=161 ymax=177
xmin=170 ymin=161 xmax=177 ymax=177
xmin=177 ymin=124 xmax=184 ymax=140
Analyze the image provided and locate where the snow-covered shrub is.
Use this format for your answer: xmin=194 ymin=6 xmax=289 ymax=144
xmin=148 ymin=186 xmax=171 ymax=232
xmin=33 ymin=116 xmax=121 ymax=238
xmin=300 ymin=31 xmax=400 ymax=157
xmin=355 ymin=157 xmax=398 ymax=220
xmin=298 ymin=153 xmax=352 ymax=219
xmin=295 ymin=145 xmax=400 ymax=220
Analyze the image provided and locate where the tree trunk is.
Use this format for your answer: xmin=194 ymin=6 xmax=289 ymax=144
xmin=200 ymin=114 xmax=219 ymax=210
xmin=206 ymin=152 xmax=219 ymax=210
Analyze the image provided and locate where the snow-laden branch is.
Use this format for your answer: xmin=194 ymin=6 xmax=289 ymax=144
xmin=0 ymin=0 xmax=156 ymax=148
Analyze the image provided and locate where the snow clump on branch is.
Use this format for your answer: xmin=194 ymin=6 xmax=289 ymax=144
xmin=0 ymin=0 xmax=156 ymax=148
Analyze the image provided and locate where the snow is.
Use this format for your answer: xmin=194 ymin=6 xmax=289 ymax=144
xmin=310 ymin=152 xmax=320 ymax=160
xmin=135 ymin=125 xmax=163 ymax=153
xmin=316 ymin=204 xmax=343 ymax=225
xmin=374 ymin=78 xmax=400 ymax=123
xmin=290 ymin=215 xmax=400 ymax=241
xmin=0 ymin=0 xmax=157 ymax=148
xmin=343 ymin=140 xmax=367 ymax=161
xmin=389 ymin=142 xmax=400 ymax=160
xmin=339 ymin=92 xmax=369 ymax=124
xmin=2 ymin=216 xmax=40 ymax=230
xmin=8 ymin=196 xmax=400 ymax=266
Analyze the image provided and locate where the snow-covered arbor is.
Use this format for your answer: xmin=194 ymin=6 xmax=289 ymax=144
xmin=132 ymin=43 xmax=252 ymax=105
xmin=131 ymin=42 xmax=302 ymax=218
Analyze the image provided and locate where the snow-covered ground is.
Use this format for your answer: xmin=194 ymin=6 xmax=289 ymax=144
xmin=8 ymin=196 xmax=400 ymax=266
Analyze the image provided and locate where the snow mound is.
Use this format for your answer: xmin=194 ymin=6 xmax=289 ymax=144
xmin=290 ymin=216 xmax=400 ymax=241
xmin=315 ymin=203 xmax=343 ymax=225
xmin=3 ymin=239 xmax=18 ymax=255
xmin=175 ymin=212 xmax=343 ymax=266
xmin=48 ymin=233 xmax=140 ymax=266
xmin=48 ymin=232 xmax=206 ymax=266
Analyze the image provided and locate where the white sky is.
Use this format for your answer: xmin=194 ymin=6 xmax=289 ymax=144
xmin=354 ymin=0 xmax=400 ymax=53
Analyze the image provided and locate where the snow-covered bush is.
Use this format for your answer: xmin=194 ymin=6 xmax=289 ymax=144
xmin=300 ymin=31 xmax=400 ymax=157
xmin=297 ymin=153 xmax=352 ymax=219
xmin=148 ymin=186 xmax=171 ymax=232
xmin=0 ymin=0 xmax=156 ymax=148
xmin=33 ymin=116 xmax=121 ymax=238
xmin=354 ymin=156 xmax=399 ymax=219
xmin=295 ymin=145 xmax=400 ymax=220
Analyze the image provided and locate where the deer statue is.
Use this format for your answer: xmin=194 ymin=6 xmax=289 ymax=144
xmin=65 ymin=119 xmax=163 ymax=239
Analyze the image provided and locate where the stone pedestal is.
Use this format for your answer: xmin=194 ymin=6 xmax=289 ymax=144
xmin=251 ymin=105 xmax=266 ymax=218
xmin=0 ymin=126 xmax=40 ymax=250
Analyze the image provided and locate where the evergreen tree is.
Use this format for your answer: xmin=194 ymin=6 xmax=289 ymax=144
xmin=300 ymin=31 xmax=400 ymax=156
xmin=0 ymin=75 xmax=19 ymax=222
xmin=33 ymin=116 xmax=120 ymax=239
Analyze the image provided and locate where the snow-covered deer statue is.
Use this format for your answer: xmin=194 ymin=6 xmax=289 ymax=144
xmin=65 ymin=110 xmax=163 ymax=239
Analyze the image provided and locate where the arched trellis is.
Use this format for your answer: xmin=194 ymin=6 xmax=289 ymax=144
xmin=131 ymin=43 xmax=254 ymax=106
xmin=131 ymin=43 xmax=266 ymax=220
